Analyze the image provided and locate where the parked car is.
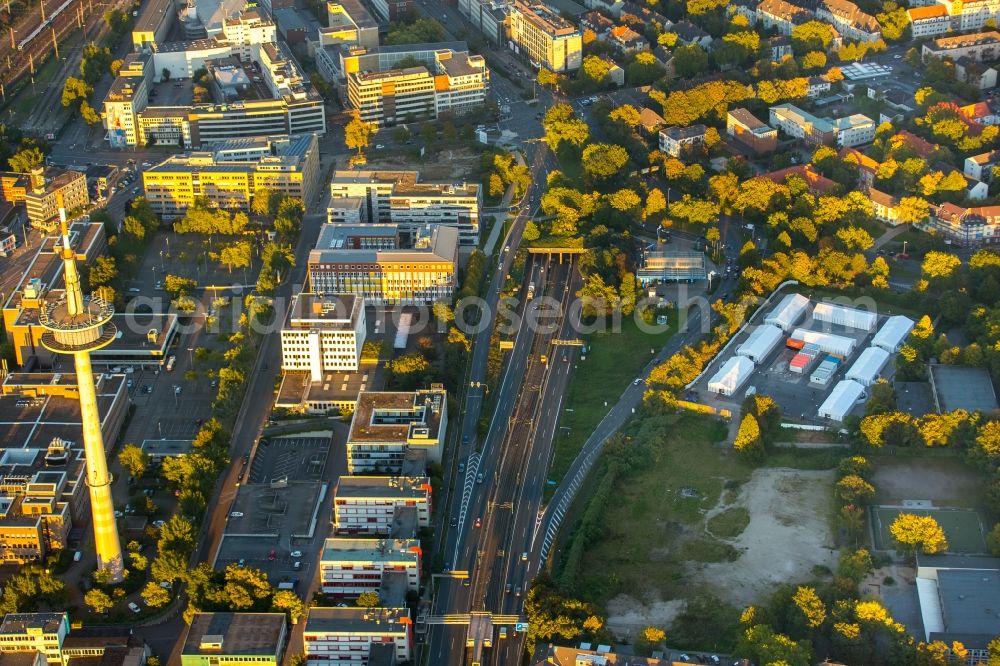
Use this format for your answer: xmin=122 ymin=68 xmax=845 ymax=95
xmin=128 ymin=602 xmax=141 ymax=614
xmin=290 ymin=550 xmax=302 ymax=558
xmin=230 ymin=511 xmax=243 ymax=517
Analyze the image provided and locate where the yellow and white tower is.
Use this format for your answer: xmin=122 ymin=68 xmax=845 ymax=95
xmin=38 ymin=198 xmax=124 ymax=582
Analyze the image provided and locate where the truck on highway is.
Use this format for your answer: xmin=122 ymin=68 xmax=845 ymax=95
xmin=527 ymin=282 xmax=535 ymax=299
xmin=165 ymin=355 xmax=176 ymax=372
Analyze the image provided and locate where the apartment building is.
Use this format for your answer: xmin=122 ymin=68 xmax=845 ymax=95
xmin=907 ymin=5 xmax=951 ymax=37
xmin=281 ymin=293 xmax=366 ymax=380
xmin=320 ymin=40 xmax=466 ymax=83
xmin=509 ymin=0 xmax=583 ymax=72
xmin=181 ymin=613 xmax=287 ymax=666
xmin=936 ymin=0 xmax=1000 ymax=31
xmin=103 ymin=77 xmax=148 ymax=147
xmin=816 ymin=0 xmax=881 ymax=41
xmin=0 ymin=613 xmax=69 ymax=665
xmin=930 ymin=202 xmax=1000 ymax=245
xmin=307 ymin=224 xmax=459 ymax=306
xmin=0 ymin=168 xmax=91 ymax=230
xmin=345 ymin=388 xmax=447 ymax=473
xmin=319 ymin=538 xmax=421 ymax=598
xmin=459 ymin=0 xmax=508 ymax=44
xmin=333 ymin=476 xmax=432 ymax=535
xmin=726 ymin=108 xmax=778 ymax=154
xmin=346 ymin=48 xmax=488 ymax=127
xmin=658 ymin=125 xmax=708 ymax=157
xmin=303 ymin=607 xmax=412 ymax=665
xmin=922 ymin=31 xmax=1000 ymax=61
xmin=328 ymin=170 xmax=481 ymax=246
xmin=965 ymin=150 xmax=1000 ymax=181
xmin=840 ymin=146 xmax=880 ymax=188
xmin=830 ymin=113 xmax=876 ymax=147
xmin=756 ymin=0 xmax=813 ymax=35
xmin=142 ymin=134 xmax=321 ymax=217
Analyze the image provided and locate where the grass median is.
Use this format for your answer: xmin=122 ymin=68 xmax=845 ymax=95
xmin=547 ymin=311 xmax=678 ymax=487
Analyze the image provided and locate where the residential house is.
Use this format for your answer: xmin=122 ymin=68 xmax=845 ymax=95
xmin=839 ymin=146 xmax=880 ymax=188
xmin=608 ymin=25 xmax=647 ymax=53
xmin=955 ymin=57 xmax=998 ymax=88
xmin=659 ymin=124 xmax=708 ymax=157
xmin=756 ymin=0 xmax=813 ymax=36
xmin=966 ymin=174 xmax=990 ymax=200
xmin=816 ymin=0 xmax=881 ymax=41
xmin=936 ymin=0 xmax=1000 ymax=32
xmin=726 ymin=107 xmax=778 ymax=153
xmin=869 ymin=188 xmax=904 ymax=225
xmin=729 ymin=0 xmax=758 ymax=25
xmin=932 ymin=202 xmax=1000 ymax=245
xmin=673 ymin=20 xmax=714 ymax=48
xmin=922 ymin=31 xmax=1000 ymax=63
xmin=907 ymin=4 xmax=950 ymax=37
xmin=807 ymin=76 xmax=832 ymax=98
xmin=580 ymin=10 xmax=614 ymax=38
xmin=621 ymin=1 xmax=671 ymax=30
xmin=964 ymin=150 xmax=1000 ymax=182
xmin=763 ymin=165 xmax=839 ymax=194
xmin=603 ymin=57 xmax=625 ymax=85
xmin=892 ymin=130 xmax=937 ymax=158
xmin=769 ymin=35 xmax=793 ymax=59
xmin=639 ymin=107 xmax=666 ymax=136
xmin=960 ymin=98 xmax=1000 ymax=124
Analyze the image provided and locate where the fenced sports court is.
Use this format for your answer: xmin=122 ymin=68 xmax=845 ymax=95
xmin=871 ymin=503 xmax=988 ymax=554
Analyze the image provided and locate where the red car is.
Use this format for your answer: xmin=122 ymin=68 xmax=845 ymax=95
xmin=474 ymin=517 xmax=482 ymax=528
xmin=268 ymin=549 xmax=276 ymax=561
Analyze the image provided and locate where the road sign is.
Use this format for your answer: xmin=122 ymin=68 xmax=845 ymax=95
xmin=515 ymin=623 xmax=528 ymax=632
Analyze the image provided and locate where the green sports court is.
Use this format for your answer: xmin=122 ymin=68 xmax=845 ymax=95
xmin=870 ymin=505 xmax=989 ymax=554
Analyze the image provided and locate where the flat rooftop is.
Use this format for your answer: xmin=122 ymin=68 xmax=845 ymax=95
xmin=348 ymin=389 xmax=445 ymax=443
xmin=0 ymin=613 xmax=67 ymax=635
xmin=274 ymin=370 xmax=372 ymax=409
xmin=334 ymin=476 xmax=430 ymax=499
xmin=304 ymin=607 xmax=409 ymax=633
xmin=309 ymin=225 xmax=458 ymax=265
xmin=182 ymin=613 xmax=285 ymax=656
xmin=133 ymin=0 xmax=174 ymax=34
xmin=936 ymin=569 xmax=1000 ymax=638
xmin=930 ymin=365 xmax=999 ymax=414
xmin=288 ymin=293 xmax=360 ymax=327
xmin=321 ymin=537 xmax=420 ymax=562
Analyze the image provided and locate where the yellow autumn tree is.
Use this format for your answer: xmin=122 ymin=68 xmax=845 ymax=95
xmin=734 ymin=413 xmax=764 ymax=462
xmin=890 ymin=513 xmax=948 ymax=554
xmin=792 ymin=586 xmax=827 ymax=629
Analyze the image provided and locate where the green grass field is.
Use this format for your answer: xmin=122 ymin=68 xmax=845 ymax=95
xmin=871 ymin=506 xmax=989 ymax=554
xmin=547 ymin=312 xmax=678 ymax=485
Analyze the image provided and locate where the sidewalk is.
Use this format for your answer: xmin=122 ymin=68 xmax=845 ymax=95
xmin=482 ymin=152 xmax=527 ymax=256
xmin=872 ymin=224 xmax=910 ymax=251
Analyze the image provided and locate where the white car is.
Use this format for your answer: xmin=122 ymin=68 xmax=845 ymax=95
xmin=290 ymin=550 xmax=302 ymax=557
xmin=230 ymin=511 xmax=244 ymax=517
xmin=633 ymin=378 xmax=643 ymax=385
xmin=114 ymin=510 xmax=123 ymax=518
xmin=375 ymin=144 xmax=385 ymax=149
xmin=153 ymin=520 xmax=166 ymax=528
xmin=128 ymin=602 xmax=141 ymax=614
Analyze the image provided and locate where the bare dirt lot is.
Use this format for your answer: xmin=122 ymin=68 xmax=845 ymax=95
xmin=872 ymin=456 xmax=983 ymax=507
xmin=694 ymin=467 xmax=838 ymax=607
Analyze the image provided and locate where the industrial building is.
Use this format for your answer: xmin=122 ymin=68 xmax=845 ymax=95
xmin=303 ymin=607 xmax=412 ymax=664
xmin=818 ymin=379 xmax=866 ymax=421
xmin=280 ymin=293 xmax=366 ymax=379
xmin=328 ymin=170 xmax=482 ymax=246
xmin=181 ymin=613 xmax=288 ymax=666
xmin=318 ymin=537 xmax=421 ymax=597
xmin=789 ymin=328 xmax=857 ymax=357
xmin=872 ymin=315 xmax=915 ymax=352
xmin=845 ymin=346 xmax=891 ymax=386
xmin=345 ymin=388 xmax=447 ymax=472
xmin=735 ymin=325 xmax=784 ymax=365
xmin=812 ymin=302 xmax=877 ymax=331
xmin=333 ymin=476 xmax=432 ymax=534
xmin=307 ymin=224 xmax=459 ymax=306
xmin=636 ymin=251 xmax=706 ymax=284
xmin=764 ymin=293 xmax=810 ymax=331
xmin=707 ymin=355 xmax=755 ymax=396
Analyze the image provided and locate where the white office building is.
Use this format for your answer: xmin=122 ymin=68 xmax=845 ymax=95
xmin=280 ymin=292 xmax=366 ymax=380
xmin=319 ymin=538 xmax=421 ymax=598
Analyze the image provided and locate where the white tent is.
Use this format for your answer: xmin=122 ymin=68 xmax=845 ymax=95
xmin=872 ymin=315 xmax=915 ymax=353
xmin=736 ymin=325 xmax=784 ymax=365
xmin=707 ymin=356 xmax=755 ymax=396
xmin=845 ymin=347 xmax=890 ymax=387
xmin=764 ymin=293 xmax=810 ymax=332
xmin=818 ymin=379 xmax=866 ymax=421
xmin=790 ymin=328 xmax=856 ymax=357
xmin=812 ymin=302 xmax=877 ymax=331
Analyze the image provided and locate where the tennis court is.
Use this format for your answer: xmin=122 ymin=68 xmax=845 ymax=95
xmin=871 ymin=505 xmax=989 ymax=554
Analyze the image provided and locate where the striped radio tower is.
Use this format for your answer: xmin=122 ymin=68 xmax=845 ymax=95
xmin=38 ymin=197 xmax=124 ymax=582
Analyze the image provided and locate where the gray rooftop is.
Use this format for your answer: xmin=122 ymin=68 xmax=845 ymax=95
xmin=321 ymin=537 xmax=420 ymax=563
xmin=335 ymin=476 xmax=430 ymax=499
xmin=182 ymin=613 xmax=286 ymax=656
xmin=929 ymin=364 xmax=999 ymax=413
xmin=937 ymin=569 xmax=1000 ymax=638
xmin=304 ymin=607 xmax=409 ymax=633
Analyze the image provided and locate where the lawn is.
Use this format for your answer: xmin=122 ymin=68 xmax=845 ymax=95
xmin=548 ymin=312 xmax=678 ymax=485
xmin=561 ymin=413 xmax=741 ymax=605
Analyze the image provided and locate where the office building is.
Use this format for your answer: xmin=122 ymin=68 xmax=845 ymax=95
xmin=319 ymin=537 xmax=421 ymax=597
xmin=458 ymin=0 xmax=509 ymax=45
xmin=770 ymin=104 xmax=874 ymax=147
xmin=333 ymin=476 xmax=432 ymax=534
xmin=508 ymin=0 xmax=583 ymax=72
xmin=281 ymin=293 xmax=366 ymax=379
xmin=308 ymin=225 xmax=458 ymax=306
xmin=0 ymin=614 xmax=69 ymax=665
xmin=303 ymin=607 xmax=412 ymax=665
xmin=726 ymin=108 xmax=778 ymax=153
xmin=142 ymin=134 xmax=321 ymax=217
xmin=345 ymin=388 xmax=447 ymax=473
xmin=321 ymin=0 xmax=379 ymax=50
xmin=830 ymin=113 xmax=876 ymax=147
xmin=0 ymin=169 xmax=91 ymax=230
xmin=181 ymin=613 xmax=287 ymax=666
xmin=346 ymin=49 xmax=488 ymax=127
xmin=328 ymin=170 xmax=481 ymax=246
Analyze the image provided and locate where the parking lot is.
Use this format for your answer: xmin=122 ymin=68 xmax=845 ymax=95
xmin=215 ymin=436 xmax=338 ymax=585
